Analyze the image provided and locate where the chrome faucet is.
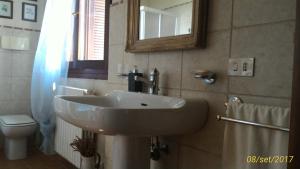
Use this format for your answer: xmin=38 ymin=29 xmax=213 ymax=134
xmin=134 ymin=68 xmax=159 ymax=95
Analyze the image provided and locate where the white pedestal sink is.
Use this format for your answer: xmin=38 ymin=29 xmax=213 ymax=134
xmin=54 ymin=90 xmax=208 ymax=169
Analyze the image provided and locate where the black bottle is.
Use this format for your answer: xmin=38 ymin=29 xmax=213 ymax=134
xmin=128 ymin=66 xmax=143 ymax=92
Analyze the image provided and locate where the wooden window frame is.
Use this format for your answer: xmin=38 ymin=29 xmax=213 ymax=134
xmin=68 ymin=0 xmax=110 ymax=80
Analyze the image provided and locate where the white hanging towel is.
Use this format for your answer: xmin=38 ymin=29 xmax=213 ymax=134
xmin=222 ymin=102 xmax=290 ymax=169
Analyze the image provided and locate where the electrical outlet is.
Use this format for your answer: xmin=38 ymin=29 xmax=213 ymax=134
xmin=228 ymin=58 xmax=255 ymax=77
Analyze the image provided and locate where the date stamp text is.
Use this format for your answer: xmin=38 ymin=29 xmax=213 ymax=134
xmin=246 ymin=155 xmax=294 ymax=164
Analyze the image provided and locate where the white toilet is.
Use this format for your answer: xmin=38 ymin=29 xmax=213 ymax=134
xmin=0 ymin=115 xmax=36 ymax=160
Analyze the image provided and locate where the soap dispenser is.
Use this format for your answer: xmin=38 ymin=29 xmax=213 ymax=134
xmin=128 ymin=66 xmax=144 ymax=92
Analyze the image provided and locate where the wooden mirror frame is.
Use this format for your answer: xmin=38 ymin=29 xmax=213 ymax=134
xmin=126 ymin=0 xmax=209 ymax=53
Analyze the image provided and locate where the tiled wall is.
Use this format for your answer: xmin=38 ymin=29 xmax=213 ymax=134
xmin=0 ymin=0 xmax=46 ymax=148
xmin=66 ymin=0 xmax=296 ymax=168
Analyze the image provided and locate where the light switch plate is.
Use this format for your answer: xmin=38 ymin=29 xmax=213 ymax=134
xmin=241 ymin=58 xmax=254 ymax=76
xmin=228 ymin=59 xmax=241 ymax=76
xmin=228 ymin=58 xmax=255 ymax=77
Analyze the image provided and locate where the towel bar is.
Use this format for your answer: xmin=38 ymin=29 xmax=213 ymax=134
xmin=216 ymin=115 xmax=289 ymax=132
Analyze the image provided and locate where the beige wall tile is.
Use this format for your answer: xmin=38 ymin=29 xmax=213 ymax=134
xmin=66 ymin=78 xmax=95 ymax=91
xmin=229 ymin=94 xmax=291 ymax=107
xmin=108 ymin=45 xmax=125 ymax=84
xmin=123 ymin=52 xmax=149 ymax=74
xmin=105 ymin=83 xmax=127 ymax=93
xmin=109 ymin=2 xmax=127 ymax=45
xmin=182 ymin=31 xmax=230 ymax=93
xmin=0 ymin=50 xmax=13 ymax=77
xmin=123 ymin=52 xmax=149 ymax=85
xmin=159 ymin=88 xmax=181 ymax=97
xmin=11 ymin=78 xmax=31 ymax=101
xmin=93 ymin=80 xmax=127 ymax=96
xmin=150 ymin=138 xmax=179 ymax=169
xmin=30 ymin=32 xmax=41 ymax=52
xmin=178 ymin=146 xmax=222 ymax=169
xmin=11 ymin=100 xmax=31 ymax=115
xmin=93 ymin=80 xmax=109 ymax=95
xmin=208 ymin=0 xmax=233 ymax=32
xmin=0 ymin=27 xmax=13 ymax=40
xmin=12 ymin=53 xmax=34 ymax=77
xmin=230 ymin=22 xmax=294 ymax=97
xmin=0 ymin=101 xmax=12 ymax=115
xmin=149 ymin=51 xmax=182 ymax=89
xmin=93 ymin=80 xmax=127 ymax=95
xmin=180 ymin=90 xmax=226 ymax=155
xmin=123 ymin=0 xmax=129 ymax=45
xmin=0 ymin=52 xmax=12 ymax=77
xmin=233 ymin=0 xmax=296 ymax=27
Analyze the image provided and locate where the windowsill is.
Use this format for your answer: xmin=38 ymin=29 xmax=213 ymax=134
xmin=68 ymin=60 xmax=108 ymax=80
xmin=68 ymin=69 xmax=108 ymax=80
xmin=68 ymin=74 xmax=108 ymax=80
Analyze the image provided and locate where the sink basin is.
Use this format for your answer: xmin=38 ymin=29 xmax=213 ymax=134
xmin=55 ymin=90 xmax=208 ymax=169
xmin=54 ymin=90 xmax=208 ymax=136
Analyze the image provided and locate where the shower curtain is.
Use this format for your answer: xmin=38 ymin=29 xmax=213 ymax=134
xmin=31 ymin=0 xmax=75 ymax=154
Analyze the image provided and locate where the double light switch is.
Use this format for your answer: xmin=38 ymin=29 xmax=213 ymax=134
xmin=228 ymin=58 xmax=255 ymax=77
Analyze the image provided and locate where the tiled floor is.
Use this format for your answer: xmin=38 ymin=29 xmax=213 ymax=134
xmin=0 ymin=149 xmax=77 ymax=169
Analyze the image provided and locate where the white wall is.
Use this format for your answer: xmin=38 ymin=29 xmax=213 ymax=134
xmin=141 ymin=0 xmax=191 ymax=10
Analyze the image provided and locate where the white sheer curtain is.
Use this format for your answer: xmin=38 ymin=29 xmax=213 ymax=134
xmin=31 ymin=0 xmax=75 ymax=154
xmin=222 ymin=103 xmax=289 ymax=169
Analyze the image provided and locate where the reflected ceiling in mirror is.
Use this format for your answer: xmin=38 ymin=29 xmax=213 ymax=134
xmin=139 ymin=0 xmax=193 ymax=40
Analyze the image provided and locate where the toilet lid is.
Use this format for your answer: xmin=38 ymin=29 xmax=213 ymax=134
xmin=0 ymin=115 xmax=36 ymax=126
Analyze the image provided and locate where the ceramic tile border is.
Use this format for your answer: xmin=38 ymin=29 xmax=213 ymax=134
xmin=0 ymin=25 xmax=40 ymax=32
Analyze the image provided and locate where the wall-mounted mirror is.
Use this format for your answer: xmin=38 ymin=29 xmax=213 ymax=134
xmin=126 ymin=0 xmax=208 ymax=53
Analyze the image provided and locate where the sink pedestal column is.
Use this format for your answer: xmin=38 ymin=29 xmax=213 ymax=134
xmin=112 ymin=136 xmax=150 ymax=169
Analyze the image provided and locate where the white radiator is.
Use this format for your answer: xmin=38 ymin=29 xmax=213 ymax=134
xmin=55 ymin=118 xmax=82 ymax=168
xmin=54 ymin=86 xmax=92 ymax=168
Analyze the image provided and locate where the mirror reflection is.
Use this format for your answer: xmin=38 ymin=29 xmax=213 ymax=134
xmin=139 ymin=0 xmax=193 ymax=40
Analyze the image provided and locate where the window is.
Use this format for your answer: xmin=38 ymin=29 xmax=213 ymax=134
xmin=68 ymin=0 xmax=109 ymax=79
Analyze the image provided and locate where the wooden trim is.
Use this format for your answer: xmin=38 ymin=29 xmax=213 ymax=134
xmin=126 ymin=0 xmax=208 ymax=53
xmin=68 ymin=69 xmax=108 ymax=79
xmin=288 ymin=1 xmax=300 ymax=168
